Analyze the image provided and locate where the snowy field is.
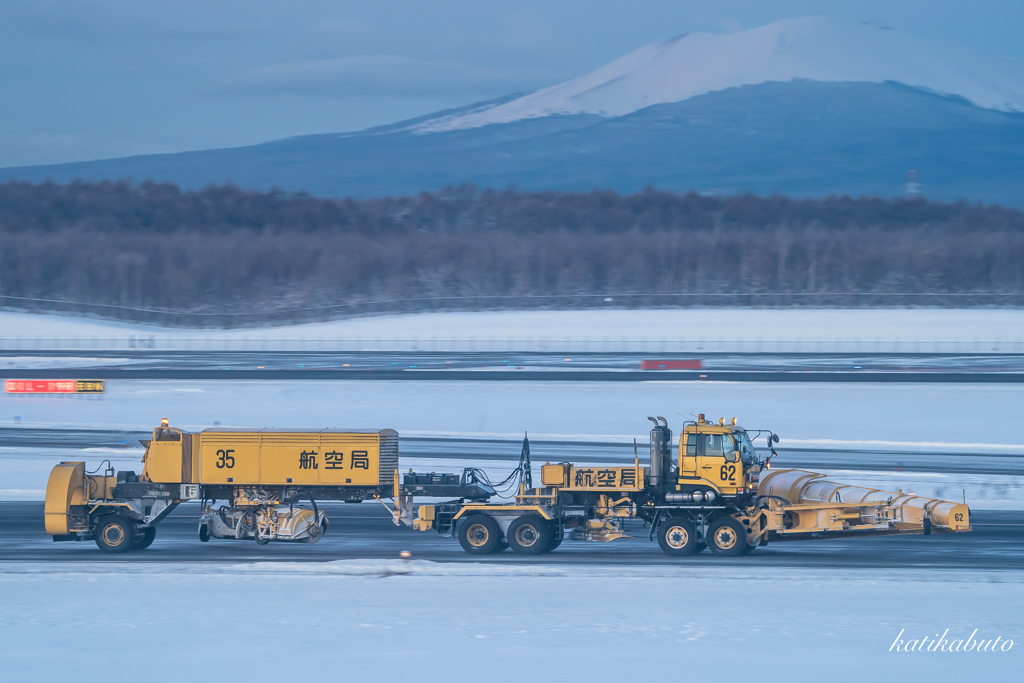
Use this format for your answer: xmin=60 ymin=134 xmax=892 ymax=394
xmin=2 ymin=308 xmax=1024 ymax=353
xmin=0 ymin=560 xmax=1019 ymax=682
xmin=2 ymin=379 xmax=1024 ymax=508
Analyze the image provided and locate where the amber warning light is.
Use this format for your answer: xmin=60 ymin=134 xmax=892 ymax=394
xmin=5 ymin=380 xmax=105 ymax=394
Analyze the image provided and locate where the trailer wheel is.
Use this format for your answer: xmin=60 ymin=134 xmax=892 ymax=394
xmin=707 ymin=517 xmax=746 ymax=557
xmin=199 ymin=524 xmax=211 ymax=542
xmin=132 ymin=527 xmax=156 ymax=550
xmin=458 ymin=515 xmax=500 ymax=554
xmin=305 ymin=518 xmax=327 ymax=544
xmin=657 ymin=517 xmax=698 ymax=556
xmin=508 ymin=516 xmax=552 ymax=555
xmin=95 ymin=516 xmax=136 ymax=553
xmin=254 ymin=531 xmax=270 ymax=545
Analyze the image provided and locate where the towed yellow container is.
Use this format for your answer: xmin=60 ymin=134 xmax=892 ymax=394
xmin=143 ymin=426 xmax=398 ymax=488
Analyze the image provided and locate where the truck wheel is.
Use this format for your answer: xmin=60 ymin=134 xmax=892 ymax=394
xmin=657 ymin=517 xmax=698 ymax=556
xmin=707 ymin=517 xmax=746 ymax=557
xmin=507 ymin=516 xmax=552 ymax=555
xmin=199 ymin=524 xmax=211 ymax=542
xmin=458 ymin=515 xmax=500 ymax=554
xmin=254 ymin=531 xmax=270 ymax=545
xmin=694 ymin=542 xmax=707 ymax=554
xmin=494 ymin=540 xmax=509 ymax=553
xmin=740 ymin=543 xmax=756 ymax=554
xmin=132 ymin=527 xmax=157 ymax=550
xmin=95 ymin=516 xmax=136 ymax=553
xmin=547 ymin=524 xmax=563 ymax=552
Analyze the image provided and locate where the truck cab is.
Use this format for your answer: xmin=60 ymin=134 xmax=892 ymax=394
xmin=676 ymin=416 xmax=761 ymax=502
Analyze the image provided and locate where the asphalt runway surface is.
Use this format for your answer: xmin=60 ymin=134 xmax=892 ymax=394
xmin=3 ymin=427 xmax=1021 ymax=475
xmin=1 ymin=501 xmax=1019 ymax=570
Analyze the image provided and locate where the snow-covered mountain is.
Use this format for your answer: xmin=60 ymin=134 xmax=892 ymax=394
xmin=413 ymin=17 xmax=1024 ymax=133
xmin=2 ymin=17 xmax=1023 ymax=205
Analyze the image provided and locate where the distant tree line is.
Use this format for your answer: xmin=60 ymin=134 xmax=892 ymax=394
xmin=0 ymin=181 xmax=1022 ymax=326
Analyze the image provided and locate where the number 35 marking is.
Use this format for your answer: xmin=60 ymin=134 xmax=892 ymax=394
xmin=216 ymin=449 xmax=235 ymax=469
xmin=719 ymin=464 xmax=736 ymax=482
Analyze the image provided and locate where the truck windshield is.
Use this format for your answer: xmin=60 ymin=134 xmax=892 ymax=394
xmin=734 ymin=431 xmax=756 ymax=465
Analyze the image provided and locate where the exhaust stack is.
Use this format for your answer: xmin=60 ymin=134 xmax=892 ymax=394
xmin=647 ymin=417 xmax=672 ymax=488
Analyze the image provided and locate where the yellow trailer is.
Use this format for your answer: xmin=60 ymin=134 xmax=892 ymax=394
xmin=44 ymin=419 xmax=400 ymax=552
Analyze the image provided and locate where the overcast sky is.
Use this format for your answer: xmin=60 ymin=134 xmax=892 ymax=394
xmin=1 ymin=1 xmax=1022 ymax=168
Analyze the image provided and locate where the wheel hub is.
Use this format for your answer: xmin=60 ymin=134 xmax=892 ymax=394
xmin=515 ymin=524 xmax=539 ymax=547
xmin=715 ymin=527 xmax=737 ymax=549
xmin=666 ymin=526 xmax=689 ymax=549
xmin=466 ymin=523 xmax=490 ymax=547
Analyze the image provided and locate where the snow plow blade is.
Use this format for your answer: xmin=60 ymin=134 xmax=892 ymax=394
xmin=758 ymin=469 xmax=971 ymax=537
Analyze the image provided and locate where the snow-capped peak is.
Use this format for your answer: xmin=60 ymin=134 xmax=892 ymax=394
xmin=413 ymin=17 xmax=1024 ymax=134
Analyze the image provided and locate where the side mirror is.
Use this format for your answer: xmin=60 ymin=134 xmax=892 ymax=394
xmin=773 ymin=434 xmax=780 ymax=444
xmin=725 ymin=449 xmax=737 ymax=463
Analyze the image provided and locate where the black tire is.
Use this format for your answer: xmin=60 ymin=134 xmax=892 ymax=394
xmin=507 ymin=516 xmax=552 ymax=555
xmin=547 ymin=524 xmax=563 ymax=552
xmin=458 ymin=515 xmax=500 ymax=555
xmin=657 ymin=517 xmax=698 ymax=556
xmin=95 ymin=516 xmax=136 ymax=553
xmin=694 ymin=542 xmax=707 ymax=554
xmin=199 ymin=524 xmax=211 ymax=542
xmin=132 ymin=527 xmax=156 ymax=550
xmin=493 ymin=540 xmax=509 ymax=553
xmin=707 ymin=517 xmax=747 ymax=557
xmin=254 ymin=530 xmax=270 ymax=545
xmin=740 ymin=543 xmax=757 ymax=554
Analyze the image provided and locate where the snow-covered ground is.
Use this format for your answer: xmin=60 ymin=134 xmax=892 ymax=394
xmin=0 ymin=561 xmax=1019 ymax=681
xmin=414 ymin=16 xmax=1024 ymax=133
xmin=2 ymin=308 xmax=1023 ymax=353
xmin=4 ymin=378 xmax=1023 ymax=446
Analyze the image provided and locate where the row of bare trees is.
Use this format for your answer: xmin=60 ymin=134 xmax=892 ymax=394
xmin=0 ymin=181 xmax=1021 ymax=326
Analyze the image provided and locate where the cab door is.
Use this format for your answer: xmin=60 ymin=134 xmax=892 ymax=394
xmin=697 ymin=432 xmax=741 ymax=493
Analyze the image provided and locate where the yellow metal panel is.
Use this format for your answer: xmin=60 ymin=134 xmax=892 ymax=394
xmin=44 ymin=462 xmax=84 ymax=535
xmin=199 ymin=433 xmax=261 ymax=484
xmin=541 ymin=464 xmax=568 ymax=487
xmin=146 ymin=440 xmax=184 ymax=483
xmin=680 ymin=433 xmax=697 ymax=477
xmin=452 ymin=505 xmax=552 ymax=520
xmin=319 ymin=434 xmax=381 ymax=486
xmin=563 ymin=466 xmax=641 ymax=491
xmin=260 ymin=433 xmax=321 ymax=485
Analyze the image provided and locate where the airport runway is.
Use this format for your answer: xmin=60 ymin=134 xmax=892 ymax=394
xmin=2 ymin=427 xmax=1021 ymax=475
xmin=0 ymin=501 xmax=1018 ymax=570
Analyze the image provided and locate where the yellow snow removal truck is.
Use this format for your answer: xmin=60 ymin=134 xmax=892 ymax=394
xmin=404 ymin=414 xmax=971 ymax=556
xmin=44 ymin=415 xmax=970 ymax=554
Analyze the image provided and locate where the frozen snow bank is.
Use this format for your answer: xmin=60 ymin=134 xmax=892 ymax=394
xmin=0 ymin=561 xmax=1019 ymax=682
xmin=2 ymin=308 xmax=1024 ymax=353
